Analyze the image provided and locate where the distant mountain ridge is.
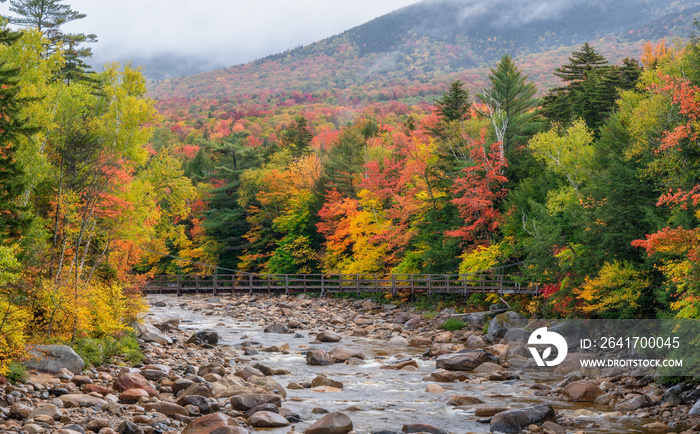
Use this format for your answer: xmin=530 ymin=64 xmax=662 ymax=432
xmin=148 ymin=0 xmax=700 ymax=102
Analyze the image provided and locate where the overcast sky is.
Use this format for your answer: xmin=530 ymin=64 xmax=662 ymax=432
xmin=0 ymin=0 xmax=422 ymax=70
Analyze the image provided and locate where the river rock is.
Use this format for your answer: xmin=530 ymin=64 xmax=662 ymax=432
xmin=428 ymin=369 xmax=469 ymax=382
xmin=29 ymin=404 xmax=63 ymax=420
xmin=311 ymin=375 xmax=343 ymax=389
xmin=436 ymin=351 xmax=499 ymax=371
xmin=426 ymin=384 xmax=445 ymax=393
xmin=23 ymin=345 xmax=85 ymax=374
xmin=489 ymin=404 xmax=556 ymax=433
xmin=615 ymin=394 xmax=652 ymax=412
xmin=475 ymin=406 xmax=510 ymax=417
xmin=388 ymin=336 xmax=409 ymax=346
xmin=316 ymin=331 xmax=342 ymax=342
xmin=562 ymin=380 xmax=604 ymax=402
xmin=113 ymin=373 xmax=158 ymax=397
xmin=9 ymin=402 xmax=33 ymax=419
xmin=236 ymin=366 xmax=265 ymax=380
xmin=329 ymin=348 xmax=366 ymax=362
xmin=264 ymin=323 xmax=289 ymax=334
xmin=120 ymin=388 xmax=149 ymax=404
xmin=305 ymin=411 xmax=353 ymax=434
xmin=230 ymin=393 xmax=282 ymax=411
xmin=86 ymin=418 xmax=111 ymax=431
xmin=409 ymin=336 xmax=432 ymax=346
xmin=433 ymin=331 xmax=453 ymax=343
xmin=501 ymin=328 xmax=530 ymax=345
xmin=465 ymin=335 xmax=487 ymax=349
xmin=144 ymin=401 xmax=189 ymax=418
xmin=486 ymin=312 xmax=528 ymax=343
xmin=381 ymin=358 xmax=419 ymax=370
xmin=306 ymin=349 xmax=335 ymax=366
xmin=133 ymin=322 xmax=172 ymax=345
xmin=447 ymin=395 xmax=484 ymax=406
xmin=187 ymin=330 xmax=220 ymax=346
xmin=402 ymin=423 xmax=448 ymax=434
xmin=182 ymin=412 xmax=240 ymax=434
xmin=178 ymin=395 xmax=219 ymax=414
xmin=690 ymin=399 xmax=700 ymax=415
xmin=117 ymin=421 xmax=144 ymax=434
xmin=247 ymin=375 xmax=287 ymax=397
xmin=248 ymin=410 xmax=290 ymax=427
xmin=58 ymin=394 xmax=108 ymax=408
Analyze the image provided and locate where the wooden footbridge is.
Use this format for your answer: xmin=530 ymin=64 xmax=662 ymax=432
xmin=143 ymin=265 xmax=539 ymax=296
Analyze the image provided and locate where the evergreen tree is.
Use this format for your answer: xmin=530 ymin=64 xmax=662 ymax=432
xmin=5 ymin=0 xmax=97 ymax=83
xmin=281 ymin=115 xmax=313 ymax=159
xmin=321 ymin=124 xmax=366 ymax=197
xmin=553 ymin=42 xmax=608 ymax=83
xmin=478 ymin=54 xmax=538 ymax=151
xmin=0 ymin=27 xmax=38 ymax=241
xmin=540 ymin=43 xmax=613 ymax=131
xmin=435 ymin=80 xmax=470 ymax=122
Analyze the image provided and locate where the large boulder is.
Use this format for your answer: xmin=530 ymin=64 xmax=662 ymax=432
xmin=306 ymin=349 xmax=335 ymax=366
xmin=23 ymin=345 xmax=84 ymax=374
xmin=490 ymin=404 xmax=556 ymax=433
xmin=133 ymin=322 xmax=172 ymax=345
xmin=436 ymin=351 xmax=499 ymax=371
xmin=486 ymin=312 xmax=528 ymax=343
xmin=305 ymin=412 xmax=353 ymax=434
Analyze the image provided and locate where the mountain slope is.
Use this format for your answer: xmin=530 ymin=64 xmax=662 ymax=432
xmin=148 ymin=0 xmax=700 ymax=102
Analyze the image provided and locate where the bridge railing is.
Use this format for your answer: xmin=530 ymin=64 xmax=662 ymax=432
xmin=143 ymin=271 xmax=539 ymax=296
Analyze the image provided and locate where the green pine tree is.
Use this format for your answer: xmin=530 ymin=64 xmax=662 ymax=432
xmin=478 ymin=54 xmax=538 ymax=151
xmin=0 ymin=27 xmax=38 ymax=241
xmin=5 ymin=0 xmax=97 ymax=83
xmin=435 ymin=80 xmax=471 ymax=122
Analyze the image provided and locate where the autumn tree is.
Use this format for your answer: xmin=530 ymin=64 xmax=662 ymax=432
xmin=4 ymin=0 xmax=97 ymax=82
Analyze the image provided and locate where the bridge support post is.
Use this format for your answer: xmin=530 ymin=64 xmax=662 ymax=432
xmin=391 ymin=275 xmax=396 ymax=296
xmin=213 ymin=274 xmax=218 ymax=296
xmin=195 ymin=275 xmax=200 ymax=294
xmin=249 ymin=274 xmax=253 ymax=295
xmin=177 ymin=274 xmax=181 ymax=297
xmin=320 ymin=274 xmax=324 ymax=296
xmin=285 ymin=275 xmax=289 ymax=295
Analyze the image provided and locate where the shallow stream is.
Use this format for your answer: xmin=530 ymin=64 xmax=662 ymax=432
xmin=145 ymin=295 xmax=683 ymax=433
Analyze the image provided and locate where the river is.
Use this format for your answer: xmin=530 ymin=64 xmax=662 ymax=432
xmin=145 ymin=294 xmax=685 ymax=433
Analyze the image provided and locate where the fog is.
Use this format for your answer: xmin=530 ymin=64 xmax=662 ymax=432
xmin=0 ymin=0 xmax=421 ymax=74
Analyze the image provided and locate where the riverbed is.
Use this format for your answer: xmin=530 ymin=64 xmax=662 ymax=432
xmin=145 ymin=293 xmax=684 ymax=433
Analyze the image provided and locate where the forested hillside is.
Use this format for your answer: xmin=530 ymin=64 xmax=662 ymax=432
xmin=3 ymin=0 xmax=700 ymax=376
xmin=149 ymin=0 xmax=699 ymax=101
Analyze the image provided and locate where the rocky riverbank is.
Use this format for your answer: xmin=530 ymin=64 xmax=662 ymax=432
xmin=3 ymin=293 xmax=700 ymax=434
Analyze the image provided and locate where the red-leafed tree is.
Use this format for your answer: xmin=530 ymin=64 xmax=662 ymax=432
xmin=446 ymin=129 xmax=508 ymax=244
